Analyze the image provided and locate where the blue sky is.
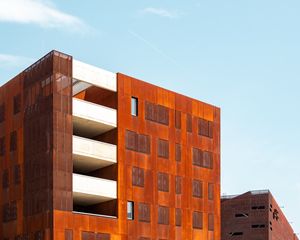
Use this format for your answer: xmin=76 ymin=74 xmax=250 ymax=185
xmin=0 ymin=0 xmax=299 ymax=232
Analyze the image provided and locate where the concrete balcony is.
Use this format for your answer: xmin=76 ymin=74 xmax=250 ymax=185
xmin=73 ymin=98 xmax=117 ymax=137
xmin=73 ymin=174 xmax=117 ymax=205
xmin=73 ymin=135 xmax=116 ymax=173
xmin=73 ymin=59 xmax=116 ymax=92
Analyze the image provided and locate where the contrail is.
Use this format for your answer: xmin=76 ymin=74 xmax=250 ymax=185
xmin=128 ymin=30 xmax=179 ymax=67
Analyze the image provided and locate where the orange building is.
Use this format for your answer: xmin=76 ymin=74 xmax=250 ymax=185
xmin=0 ymin=50 xmax=220 ymax=240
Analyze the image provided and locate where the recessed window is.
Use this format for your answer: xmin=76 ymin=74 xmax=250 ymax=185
xmin=127 ymin=201 xmax=134 ymax=220
xmin=13 ymin=94 xmax=21 ymax=115
xmin=131 ymin=97 xmax=138 ymax=116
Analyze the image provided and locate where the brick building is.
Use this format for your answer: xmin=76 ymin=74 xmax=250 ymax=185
xmin=0 ymin=50 xmax=220 ymax=240
xmin=221 ymin=190 xmax=298 ymax=240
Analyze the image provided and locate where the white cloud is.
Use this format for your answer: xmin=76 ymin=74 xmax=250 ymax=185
xmin=141 ymin=7 xmax=180 ymax=19
xmin=0 ymin=54 xmax=34 ymax=68
xmin=0 ymin=0 xmax=88 ymax=32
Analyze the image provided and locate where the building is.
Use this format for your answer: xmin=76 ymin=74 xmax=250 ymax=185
xmin=0 ymin=50 xmax=221 ymax=240
xmin=221 ymin=190 xmax=298 ymax=240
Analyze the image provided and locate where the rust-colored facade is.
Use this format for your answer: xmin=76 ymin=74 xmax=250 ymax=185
xmin=221 ymin=190 xmax=297 ymax=240
xmin=0 ymin=50 xmax=220 ymax=240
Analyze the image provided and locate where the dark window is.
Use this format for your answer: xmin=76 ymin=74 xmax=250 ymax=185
xmin=138 ymin=203 xmax=150 ymax=222
xmin=192 ymin=148 xmax=202 ymax=166
xmin=10 ymin=131 xmax=17 ymax=152
xmin=125 ymin=130 xmax=137 ymax=151
xmin=138 ymin=134 xmax=150 ymax=154
xmin=82 ymin=232 xmax=92 ymax=240
xmin=158 ymin=206 xmax=169 ymax=225
xmin=175 ymin=110 xmax=181 ymax=129
xmin=198 ymin=118 xmax=213 ymax=138
xmin=3 ymin=203 xmax=9 ymax=222
xmin=175 ymin=176 xmax=182 ymax=194
xmin=208 ymin=214 xmax=214 ymax=231
xmin=65 ymin=229 xmax=73 ymax=240
xmin=230 ymin=232 xmax=243 ymax=236
xmin=203 ymin=151 xmax=213 ymax=169
xmin=132 ymin=167 xmax=144 ymax=187
xmin=145 ymin=101 xmax=169 ymax=126
xmin=2 ymin=169 xmax=9 ymax=189
xmin=175 ymin=143 xmax=181 ymax=162
xmin=13 ymin=94 xmax=21 ymax=115
xmin=131 ymin=97 xmax=138 ymax=116
xmin=96 ymin=233 xmax=110 ymax=240
xmin=192 ymin=148 xmax=213 ymax=169
xmin=14 ymin=165 xmax=21 ymax=185
xmin=252 ymin=224 xmax=266 ymax=228
xmin=0 ymin=104 xmax=4 ymax=122
xmin=10 ymin=201 xmax=17 ymax=220
xmin=192 ymin=180 xmax=203 ymax=198
xmin=127 ymin=201 xmax=134 ymax=220
xmin=235 ymin=213 xmax=249 ymax=218
xmin=158 ymin=172 xmax=169 ymax=192
xmin=125 ymin=130 xmax=150 ymax=154
xmin=157 ymin=139 xmax=169 ymax=159
xmin=175 ymin=208 xmax=182 ymax=226
xmin=208 ymin=183 xmax=214 ymax=200
xmin=193 ymin=211 xmax=203 ymax=229
xmin=145 ymin=101 xmax=156 ymax=122
xmin=186 ymin=114 xmax=192 ymax=133
xmin=0 ymin=137 xmax=5 ymax=156
xmin=157 ymin=105 xmax=169 ymax=125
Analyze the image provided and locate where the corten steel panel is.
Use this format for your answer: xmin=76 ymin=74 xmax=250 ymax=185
xmin=0 ymin=50 xmax=73 ymax=240
xmin=221 ymin=191 xmax=297 ymax=240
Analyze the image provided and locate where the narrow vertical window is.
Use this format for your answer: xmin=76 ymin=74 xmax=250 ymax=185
xmin=127 ymin=201 xmax=134 ymax=220
xmin=13 ymin=94 xmax=21 ymax=115
xmin=131 ymin=97 xmax=138 ymax=116
xmin=0 ymin=104 xmax=4 ymax=123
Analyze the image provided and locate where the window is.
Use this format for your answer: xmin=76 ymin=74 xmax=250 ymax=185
xmin=175 ymin=110 xmax=181 ymax=129
xmin=158 ymin=206 xmax=169 ymax=225
xmin=186 ymin=114 xmax=192 ymax=133
xmin=192 ymin=148 xmax=213 ymax=169
xmin=198 ymin=118 xmax=213 ymax=138
xmin=65 ymin=229 xmax=73 ymax=240
xmin=2 ymin=169 xmax=9 ymax=189
xmin=157 ymin=139 xmax=169 ymax=159
xmin=0 ymin=137 xmax=5 ymax=156
xmin=127 ymin=201 xmax=134 ymax=220
xmin=14 ymin=165 xmax=21 ymax=185
xmin=13 ymin=94 xmax=21 ymax=115
xmin=125 ymin=130 xmax=150 ymax=154
xmin=158 ymin=172 xmax=169 ymax=192
xmin=138 ymin=203 xmax=150 ymax=222
xmin=208 ymin=214 xmax=214 ymax=231
xmin=0 ymin=104 xmax=4 ymax=123
xmin=175 ymin=176 xmax=182 ymax=194
xmin=235 ymin=213 xmax=249 ymax=218
xmin=193 ymin=211 xmax=203 ymax=229
xmin=131 ymin=97 xmax=138 ymax=116
xmin=175 ymin=208 xmax=182 ymax=226
xmin=192 ymin=180 xmax=203 ymax=198
xmin=145 ymin=101 xmax=169 ymax=126
xmin=132 ymin=167 xmax=144 ymax=187
xmin=229 ymin=232 xmax=243 ymax=236
xmin=208 ymin=183 xmax=214 ymax=200
xmin=175 ymin=144 xmax=181 ymax=162
xmin=10 ymin=131 xmax=17 ymax=152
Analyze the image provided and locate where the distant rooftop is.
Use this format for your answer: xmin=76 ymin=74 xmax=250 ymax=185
xmin=221 ymin=189 xmax=270 ymax=199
